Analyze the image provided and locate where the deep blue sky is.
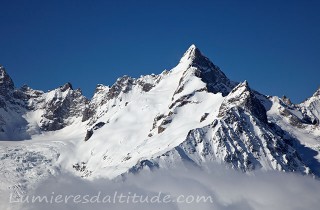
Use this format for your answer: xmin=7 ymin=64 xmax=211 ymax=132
xmin=0 ymin=0 xmax=319 ymax=102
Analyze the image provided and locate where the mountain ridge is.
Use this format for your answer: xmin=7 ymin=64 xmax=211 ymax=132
xmin=1 ymin=45 xmax=320 ymax=198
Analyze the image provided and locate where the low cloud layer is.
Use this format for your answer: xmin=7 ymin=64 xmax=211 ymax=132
xmin=3 ymin=163 xmax=320 ymax=210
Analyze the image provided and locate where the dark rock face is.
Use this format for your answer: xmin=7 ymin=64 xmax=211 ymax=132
xmin=242 ymin=93 xmax=268 ymax=124
xmin=151 ymin=111 xmax=174 ymax=134
xmin=0 ymin=66 xmax=14 ymax=96
xmin=158 ymin=126 xmax=166 ymax=134
xmin=82 ymin=105 xmax=95 ymax=122
xmin=84 ymin=129 xmax=93 ymax=141
xmin=142 ymin=83 xmax=154 ymax=92
xmin=137 ymin=80 xmax=155 ymax=92
xmin=40 ymin=86 xmax=87 ymax=131
xmin=107 ymin=76 xmax=134 ymax=100
xmin=301 ymin=114 xmax=318 ymax=125
xmin=169 ymin=94 xmax=193 ymax=109
xmin=200 ymin=113 xmax=209 ymax=122
xmin=93 ymin=122 xmax=106 ymax=130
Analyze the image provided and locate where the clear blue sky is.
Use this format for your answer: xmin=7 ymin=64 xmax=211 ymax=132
xmin=0 ymin=0 xmax=319 ymax=102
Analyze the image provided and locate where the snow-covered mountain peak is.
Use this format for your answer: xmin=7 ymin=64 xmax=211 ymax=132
xmin=295 ymin=86 xmax=320 ymax=126
xmin=2 ymin=46 xmax=320 ymax=200
xmin=219 ymin=81 xmax=268 ymax=123
xmin=179 ymin=44 xmax=200 ymax=63
xmin=173 ymin=45 xmax=237 ymax=97
xmin=218 ymin=81 xmax=251 ymax=112
xmin=178 ymin=44 xmax=216 ymax=70
xmin=189 ymin=43 xmax=197 ymax=50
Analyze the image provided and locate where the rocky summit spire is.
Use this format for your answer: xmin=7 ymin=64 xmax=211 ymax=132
xmin=176 ymin=44 xmax=237 ymax=96
xmin=178 ymin=44 xmax=225 ymax=73
xmin=179 ymin=44 xmax=202 ymax=63
xmin=0 ymin=66 xmax=14 ymax=94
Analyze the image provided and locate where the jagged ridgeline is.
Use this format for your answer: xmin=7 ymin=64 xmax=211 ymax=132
xmin=1 ymin=45 xmax=320 ymax=180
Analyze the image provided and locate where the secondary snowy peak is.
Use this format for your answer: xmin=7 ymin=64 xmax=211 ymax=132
xmin=0 ymin=66 xmax=88 ymax=139
xmin=37 ymin=83 xmax=88 ymax=131
xmin=295 ymin=87 xmax=320 ymax=126
xmin=218 ymin=81 xmax=268 ymax=123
